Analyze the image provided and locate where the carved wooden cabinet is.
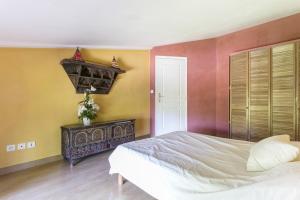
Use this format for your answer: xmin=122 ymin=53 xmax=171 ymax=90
xmin=61 ymin=119 xmax=135 ymax=165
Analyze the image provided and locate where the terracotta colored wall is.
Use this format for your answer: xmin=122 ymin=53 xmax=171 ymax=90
xmin=216 ymin=13 xmax=300 ymax=137
xmin=151 ymin=13 xmax=300 ymax=138
xmin=150 ymin=39 xmax=217 ymax=135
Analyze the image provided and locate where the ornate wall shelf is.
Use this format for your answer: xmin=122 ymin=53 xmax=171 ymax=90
xmin=60 ymin=49 xmax=125 ymax=94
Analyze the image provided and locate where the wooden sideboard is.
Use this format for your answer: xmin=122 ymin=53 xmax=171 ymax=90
xmin=61 ymin=119 xmax=135 ymax=165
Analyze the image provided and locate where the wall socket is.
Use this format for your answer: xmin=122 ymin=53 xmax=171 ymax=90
xmin=6 ymin=141 xmax=36 ymax=152
xmin=17 ymin=143 xmax=26 ymax=150
xmin=6 ymin=144 xmax=16 ymax=152
xmin=27 ymin=141 xmax=36 ymax=149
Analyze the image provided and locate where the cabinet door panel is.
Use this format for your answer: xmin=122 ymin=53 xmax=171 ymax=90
xmin=272 ymin=43 xmax=296 ymax=140
xmin=249 ymin=49 xmax=271 ymax=141
xmin=230 ymin=52 xmax=249 ymax=140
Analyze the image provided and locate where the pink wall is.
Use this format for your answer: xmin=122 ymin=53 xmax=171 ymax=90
xmin=150 ymin=13 xmax=300 ymax=137
xmin=150 ymin=39 xmax=217 ymax=135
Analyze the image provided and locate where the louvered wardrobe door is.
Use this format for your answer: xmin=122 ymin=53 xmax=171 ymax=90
xmin=249 ymin=49 xmax=271 ymax=142
xmin=271 ymin=43 xmax=296 ymax=140
xmin=230 ymin=52 xmax=249 ymax=140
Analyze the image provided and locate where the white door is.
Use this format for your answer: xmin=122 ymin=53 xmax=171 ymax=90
xmin=155 ymin=56 xmax=187 ymax=136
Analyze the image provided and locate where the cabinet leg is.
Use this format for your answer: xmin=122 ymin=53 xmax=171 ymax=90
xmin=118 ymin=174 xmax=125 ymax=186
xmin=70 ymin=158 xmax=82 ymax=166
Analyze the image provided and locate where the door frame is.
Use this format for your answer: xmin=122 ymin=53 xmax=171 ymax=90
xmin=154 ymin=56 xmax=188 ymax=135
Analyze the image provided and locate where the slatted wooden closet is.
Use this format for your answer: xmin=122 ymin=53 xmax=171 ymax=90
xmin=230 ymin=40 xmax=300 ymax=142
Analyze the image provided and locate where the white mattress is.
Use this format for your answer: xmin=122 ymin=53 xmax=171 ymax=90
xmin=109 ymin=132 xmax=300 ymax=200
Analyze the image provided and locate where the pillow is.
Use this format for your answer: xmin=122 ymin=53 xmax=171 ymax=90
xmin=290 ymin=141 xmax=300 ymax=161
xmin=247 ymin=135 xmax=299 ymax=171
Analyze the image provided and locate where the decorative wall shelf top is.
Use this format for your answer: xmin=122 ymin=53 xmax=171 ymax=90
xmin=60 ymin=48 xmax=125 ymax=94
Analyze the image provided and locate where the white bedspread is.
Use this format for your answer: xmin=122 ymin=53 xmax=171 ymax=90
xmin=109 ymin=132 xmax=300 ymax=200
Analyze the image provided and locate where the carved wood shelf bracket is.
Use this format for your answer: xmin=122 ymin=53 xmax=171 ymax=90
xmin=60 ymin=49 xmax=125 ymax=94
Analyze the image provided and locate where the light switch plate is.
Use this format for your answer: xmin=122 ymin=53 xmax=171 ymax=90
xmin=6 ymin=144 xmax=16 ymax=152
xmin=17 ymin=143 xmax=26 ymax=150
xmin=27 ymin=141 xmax=36 ymax=149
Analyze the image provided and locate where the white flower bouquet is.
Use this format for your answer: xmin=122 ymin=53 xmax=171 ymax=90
xmin=78 ymin=89 xmax=99 ymax=125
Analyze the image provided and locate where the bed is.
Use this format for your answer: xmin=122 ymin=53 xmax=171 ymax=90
xmin=109 ymin=131 xmax=300 ymax=200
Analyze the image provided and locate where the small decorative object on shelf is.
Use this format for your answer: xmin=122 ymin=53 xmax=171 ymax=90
xmin=78 ymin=86 xmax=100 ymax=126
xmin=60 ymin=48 xmax=125 ymax=94
xmin=73 ymin=47 xmax=84 ymax=61
xmin=111 ymin=56 xmax=119 ymax=68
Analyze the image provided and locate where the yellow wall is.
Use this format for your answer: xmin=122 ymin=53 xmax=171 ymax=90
xmin=0 ymin=48 xmax=150 ymax=168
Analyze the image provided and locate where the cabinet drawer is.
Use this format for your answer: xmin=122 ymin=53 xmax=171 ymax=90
xmin=72 ymin=127 xmax=107 ymax=147
xmin=111 ymin=122 xmax=134 ymax=138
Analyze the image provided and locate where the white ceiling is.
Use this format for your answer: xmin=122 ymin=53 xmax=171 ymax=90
xmin=0 ymin=0 xmax=300 ymax=49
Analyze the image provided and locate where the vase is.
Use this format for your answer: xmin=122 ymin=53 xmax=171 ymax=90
xmin=82 ymin=117 xmax=91 ymax=126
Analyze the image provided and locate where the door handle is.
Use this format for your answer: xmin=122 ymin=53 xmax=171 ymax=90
xmin=158 ymin=93 xmax=164 ymax=103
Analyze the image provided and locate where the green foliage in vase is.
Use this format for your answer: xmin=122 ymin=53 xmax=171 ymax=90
xmin=78 ymin=91 xmax=100 ymax=121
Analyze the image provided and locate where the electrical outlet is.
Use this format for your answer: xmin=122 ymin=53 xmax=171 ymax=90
xmin=6 ymin=144 xmax=16 ymax=152
xmin=27 ymin=141 xmax=36 ymax=149
xmin=17 ymin=143 xmax=26 ymax=150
